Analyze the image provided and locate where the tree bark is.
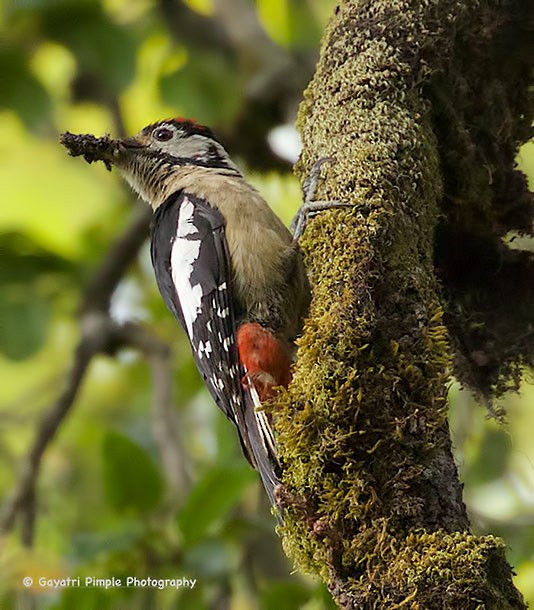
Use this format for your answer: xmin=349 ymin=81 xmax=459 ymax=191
xmin=274 ymin=1 xmax=532 ymax=608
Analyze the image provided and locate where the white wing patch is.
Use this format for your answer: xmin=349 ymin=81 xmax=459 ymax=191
xmin=171 ymin=197 xmax=203 ymax=336
xmin=177 ymin=198 xmax=198 ymax=237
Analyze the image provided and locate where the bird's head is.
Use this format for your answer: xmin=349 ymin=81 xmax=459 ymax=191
xmin=60 ymin=118 xmax=240 ymax=207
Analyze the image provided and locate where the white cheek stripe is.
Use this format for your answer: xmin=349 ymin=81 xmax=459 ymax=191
xmin=171 ymin=198 xmax=203 ymax=337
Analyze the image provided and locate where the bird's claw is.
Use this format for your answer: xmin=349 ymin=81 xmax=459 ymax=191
xmin=291 ymin=157 xmax=350 ymax=241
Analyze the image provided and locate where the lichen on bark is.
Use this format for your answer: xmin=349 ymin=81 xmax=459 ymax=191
xmin=273 ymin=0 xmax=532 ymax=608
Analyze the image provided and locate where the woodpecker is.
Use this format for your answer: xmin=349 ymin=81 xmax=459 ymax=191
xmin=60 ymin=119 xmax=313 ymax=505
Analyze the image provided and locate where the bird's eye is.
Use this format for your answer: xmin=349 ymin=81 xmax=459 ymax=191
xmin=152 ymin=127 xmax=173 ymax=142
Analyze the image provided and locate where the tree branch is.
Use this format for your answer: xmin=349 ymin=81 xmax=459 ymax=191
xmin=158 ymin=0 xmax=316 ymax=170
xmin=81 ymin=204 xmax=151 ymax=313
xmin=0 ymin=206 xmax=152 ymax=546
xmin=0 ymin=340 xmax=94 ymax=544
xmin=158 ymin=0 xmax=233 ymax=56
xmin=275 ymin=0 xmax=531 ymax=607
xmin=117 ymin=323 xmax=190 ymax=499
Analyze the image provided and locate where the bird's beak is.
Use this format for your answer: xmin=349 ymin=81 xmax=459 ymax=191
xmin=60 ymin=132 xmax=144 ymax=171
xmin=117 ymin=136 xmax=145 ymax=150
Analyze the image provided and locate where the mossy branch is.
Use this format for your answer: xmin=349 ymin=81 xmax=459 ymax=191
xmin=274 ymin=1 xmax=533 ymax=608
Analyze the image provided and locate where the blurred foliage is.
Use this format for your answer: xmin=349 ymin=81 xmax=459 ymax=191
xmin=0 ymin=0 xmax=532 ymax=608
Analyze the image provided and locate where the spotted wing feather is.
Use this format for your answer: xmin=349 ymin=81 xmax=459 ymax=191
xmin=150 ymin=191 xmax=279 ymax=503
xmin=151 ymin=191 xmax=240 ymax=421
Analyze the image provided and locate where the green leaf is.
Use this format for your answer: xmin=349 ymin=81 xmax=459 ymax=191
xmin=257 ymin=0 xmax=321 ymax=48
xmin=257 ymin=0 xmax=291 ymax=46
xmin=466 ymin=428 xmax=511 ymax=484
xmin=183 ymin=539 xmax=240 ymax=578
xmin=40 ymin=3 xmax=137 ymax=95
xmin=175 ymin=585 xmax=208 ymax=610
xmin=177 ymin=463 xmax=256 ymax=545
xmin=0 ymin=115 xmax=122 ymax=259
xmin=0 ymin=48 xmax=52 ymax=128
xmin=260 ymin=581 xmax=311 ymax=610
xmin=160 ymin=53 xmax=241 ymax=126
xmin=0 ymin=232 xmax=75 ymax=283
xmin=48 ymin=586 xmax=115 ymax=610
xmin=70 ymin=524 xmax=143 ymax=562
xmin=0 ymin=286 xmax=50 ymax=360
xmin=102 ymin=431 xmax=165 ymax=514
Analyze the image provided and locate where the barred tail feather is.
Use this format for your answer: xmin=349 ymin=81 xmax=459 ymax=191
xmin=243 ymin=376 xmax=280 ymax=510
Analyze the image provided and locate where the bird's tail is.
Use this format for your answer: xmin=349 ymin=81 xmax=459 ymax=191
xmin=242 ymin=378 xmax=281 ymax=511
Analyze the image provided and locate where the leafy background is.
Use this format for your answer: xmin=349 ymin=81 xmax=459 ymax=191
xmin=0 ymin=0 xmax=533 ymax=608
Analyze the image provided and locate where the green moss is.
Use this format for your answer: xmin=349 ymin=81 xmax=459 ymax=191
xmin=334 ymin=530 xmax=522 ymax=609
xmin=271 ymin=0 xmax=530 ymax=608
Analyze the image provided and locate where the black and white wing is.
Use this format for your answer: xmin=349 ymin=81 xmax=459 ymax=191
xmin=150 ymin=191 xmax=279 ymax=503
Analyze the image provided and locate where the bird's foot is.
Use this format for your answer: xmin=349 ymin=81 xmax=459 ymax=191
xmin=291 ymin=157 xmax=351 ymax=241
